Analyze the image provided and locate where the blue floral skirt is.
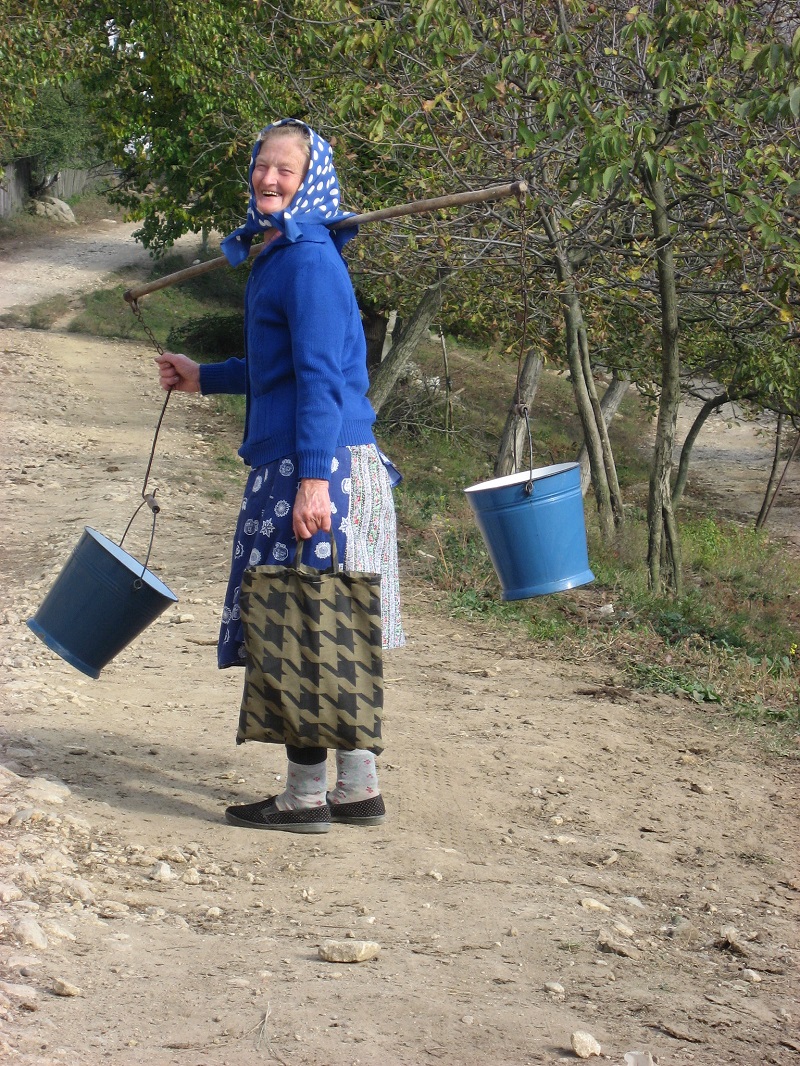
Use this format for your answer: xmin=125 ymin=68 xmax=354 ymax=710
xmin=218 ymin=444 xmax=404 ymax=668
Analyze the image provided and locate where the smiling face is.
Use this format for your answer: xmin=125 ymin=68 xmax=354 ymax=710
xmin=251 ymin=130 xmax=310 ymax=215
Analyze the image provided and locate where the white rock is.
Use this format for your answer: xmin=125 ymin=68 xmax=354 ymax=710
xmin=741 ymin=968 xmax=762 ymax=983
xmin=0 ymin=981 xmax=38 ymax=1009
xmin=667 ymin=916 xmax=699 ymax=943
xmin=544 ymin=981 xmax=565 ymax=995
xmin=52 ymin=978 xmax=82 ymax=997
xmin=42 ymin=921 xmax=77 ymax=942
xmin=13 ymin=864 xmax=41 ymax=888
xmin=571 ymin=1030 xmax=602 ymax=1058
xmin=9 ymin=808 xmax=38 ymax=827
xmin=59 ymin=876 xmax=96 ymax=903
xmin=42 ymin=849 xmax=77 ymax=872
xmin=580 ymin=898 xmax=611 ymax=912
xmin=613 ymin=921 xmax=635 ymax=938
xmin=31 ymin=196 xmax=77 ymax=225
xmin=624 ymin=1054 xmax=655 ymax=1066
xmin=26 ymin=777 xmax=71 ymax=804
xmin=690 ymin=782 xmax=713 ymax=795
xmin=597 ymin=930 xmax=640 ymax=959
xmin=182 ymin=868 xmax=201 ymax=885
xmin=318 ymin=939 xmax=381 ymax=963
xmin=716 ymin=925 xmax=749 ymax=956
xmin=148 ymin=861 xmax=177 ymax=882
xmin=96 ymin=900 xmax=129 ymax=918
xmin=622 ymin=895 xmax=647 ymax=910
xmin=14 ymin=917 xmax=48 ymax=950
xmin=162 ymin=846 xmax=188 ymax=864
xmin=0 ymin=766 xmax=24 ymax=786
xmin=0 ymin=883 xmax=23 ymax=904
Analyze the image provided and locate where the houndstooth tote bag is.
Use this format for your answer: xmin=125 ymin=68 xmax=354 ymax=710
xmin=237 ymin=535 xmax=384 ymax=753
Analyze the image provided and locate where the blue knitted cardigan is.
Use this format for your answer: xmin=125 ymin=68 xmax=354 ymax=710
xmin=199 ymin=121 xmax=376 ymax=479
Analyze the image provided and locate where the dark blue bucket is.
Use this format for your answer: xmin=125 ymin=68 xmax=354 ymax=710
xmin=27 ymin=527 xmax=178 ymax=678
xmin=464 ymin=462 xmax=595 ymax=600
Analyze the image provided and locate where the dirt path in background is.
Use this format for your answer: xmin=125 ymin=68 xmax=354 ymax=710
xmin=0 ymin=223 xmax=798 ymax=1066
xmin=0 ymin=221 xmax=152 ymax=314
xmin=0 ymin=220 xmax=199 ymax=316
xmin=673 ymin=400 xmax=800 ymax=555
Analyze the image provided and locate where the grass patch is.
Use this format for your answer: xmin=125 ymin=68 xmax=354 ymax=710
xmin=1 ymin=293 xmax=73 ymax=330
xmin=69 ymin=188 xmax=126 ymax=226
xmin=0 ymin=206 xmax=59 ymax=245
xmin=66 ymin=250 xmax=247 ymax=350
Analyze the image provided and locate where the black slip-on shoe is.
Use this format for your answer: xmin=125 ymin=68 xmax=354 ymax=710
xmin=327 ymin=793 xmax=386 ymax=826
xmin=225 ymin=796 xmax=331 ymax=833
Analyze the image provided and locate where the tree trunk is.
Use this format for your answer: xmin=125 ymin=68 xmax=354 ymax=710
xmin=362 ymin=309 xmax=389 ymax=376
xmin=646 ymin=177 xmax=683 ymax=596
xmin=755 ymin=417 xmax=800 ymax=530
xmin=368 ymin=273 xmax=449 ymax=415
xmin=577 ymin=370 xmax=631 ymax=497
xmin=576 ymin=321 xmax=625 ymax=527
xmin=494 ymin=349 xmax=544 ymax=476
xmin=756 ymin=413 xmax=785 ymax=529
xmin=672 ymin=392 xmax=729 ymax=508
xmin=541 ymin=210 xmax=619 ymax=542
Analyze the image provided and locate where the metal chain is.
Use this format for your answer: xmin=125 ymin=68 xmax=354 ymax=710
xmin=128 ymin=298 xmax=174 ymax=501
xmin=130 ymin=297 xmax=165 ymax=357
xmin=514 ymin=187 xmax=530 ymax=412
xmin=511 ymin=186 xmax=534 ymax=489
xmin=119 ymin=297 xmax=175 ymax=575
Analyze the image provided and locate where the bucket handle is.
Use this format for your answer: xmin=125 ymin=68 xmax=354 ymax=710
xmin=118 ymin=492 xmax=160 ymax=588
xmin=513 ymin=404 xmax=536 ymax=497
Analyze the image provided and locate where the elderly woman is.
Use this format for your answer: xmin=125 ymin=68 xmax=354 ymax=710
xmin=156 ymin=119 xmax=404 ymax=834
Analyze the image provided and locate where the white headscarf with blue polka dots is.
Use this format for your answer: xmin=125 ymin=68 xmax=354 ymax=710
xmin=221 ymin=119 xmax=357 ymax=266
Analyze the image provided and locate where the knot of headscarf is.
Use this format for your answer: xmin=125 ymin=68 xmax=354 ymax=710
xmin=220 ymin=119 xmax=357 ymax=266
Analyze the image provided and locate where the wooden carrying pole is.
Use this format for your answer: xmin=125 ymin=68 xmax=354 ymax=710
xmin=123 ymin=180 xmax=528 ymax=304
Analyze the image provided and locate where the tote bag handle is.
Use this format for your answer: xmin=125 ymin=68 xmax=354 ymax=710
xmin=293 ymin=532 xmax=339 ymax=573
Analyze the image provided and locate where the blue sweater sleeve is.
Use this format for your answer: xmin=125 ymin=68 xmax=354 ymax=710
xmin=282 ymin=249 xmax=353 ymax=480
xmin=199 ymin=357 xmax=246 ymax=395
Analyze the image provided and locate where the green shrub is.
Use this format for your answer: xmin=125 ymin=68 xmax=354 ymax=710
xmin=167 ymin=312 xmax=245 ymax=361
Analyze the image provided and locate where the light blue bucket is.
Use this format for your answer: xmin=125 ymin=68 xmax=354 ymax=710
xmin=464 ymin=462 xmax=595 ymax=600
xmin=27 ymin=527 xmax=178 ymax=678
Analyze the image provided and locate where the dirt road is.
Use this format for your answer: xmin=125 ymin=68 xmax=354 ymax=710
xmin=0 ymin=224 xmax=798 ymax=1066
xmin=0 ymin=220 xmax=199 ymax=316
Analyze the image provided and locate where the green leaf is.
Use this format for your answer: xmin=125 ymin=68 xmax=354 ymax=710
xmin=518 ymin=125 xmax=538 ymax=150
xmin=602 ymin=164 xmax=618 ymax=191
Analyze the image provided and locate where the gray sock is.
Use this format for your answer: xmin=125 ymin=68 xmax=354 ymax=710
xmin=274 ymin=758 xmax=328 ymax=811
xmin=330 ymin=751 xmax=380 ymax=804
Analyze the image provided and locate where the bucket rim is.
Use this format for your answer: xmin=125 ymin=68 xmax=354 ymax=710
xmin=464 ymin=461 xmax=578 ymax=495
xmin=83 ymin=527 xmax=178 ymax=602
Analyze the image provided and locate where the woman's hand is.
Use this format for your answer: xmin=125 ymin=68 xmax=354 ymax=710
xmin=155 ymin=351 xmax=201 ymax=393
xmin=293 ymin=478 xmax=332 ymax=541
